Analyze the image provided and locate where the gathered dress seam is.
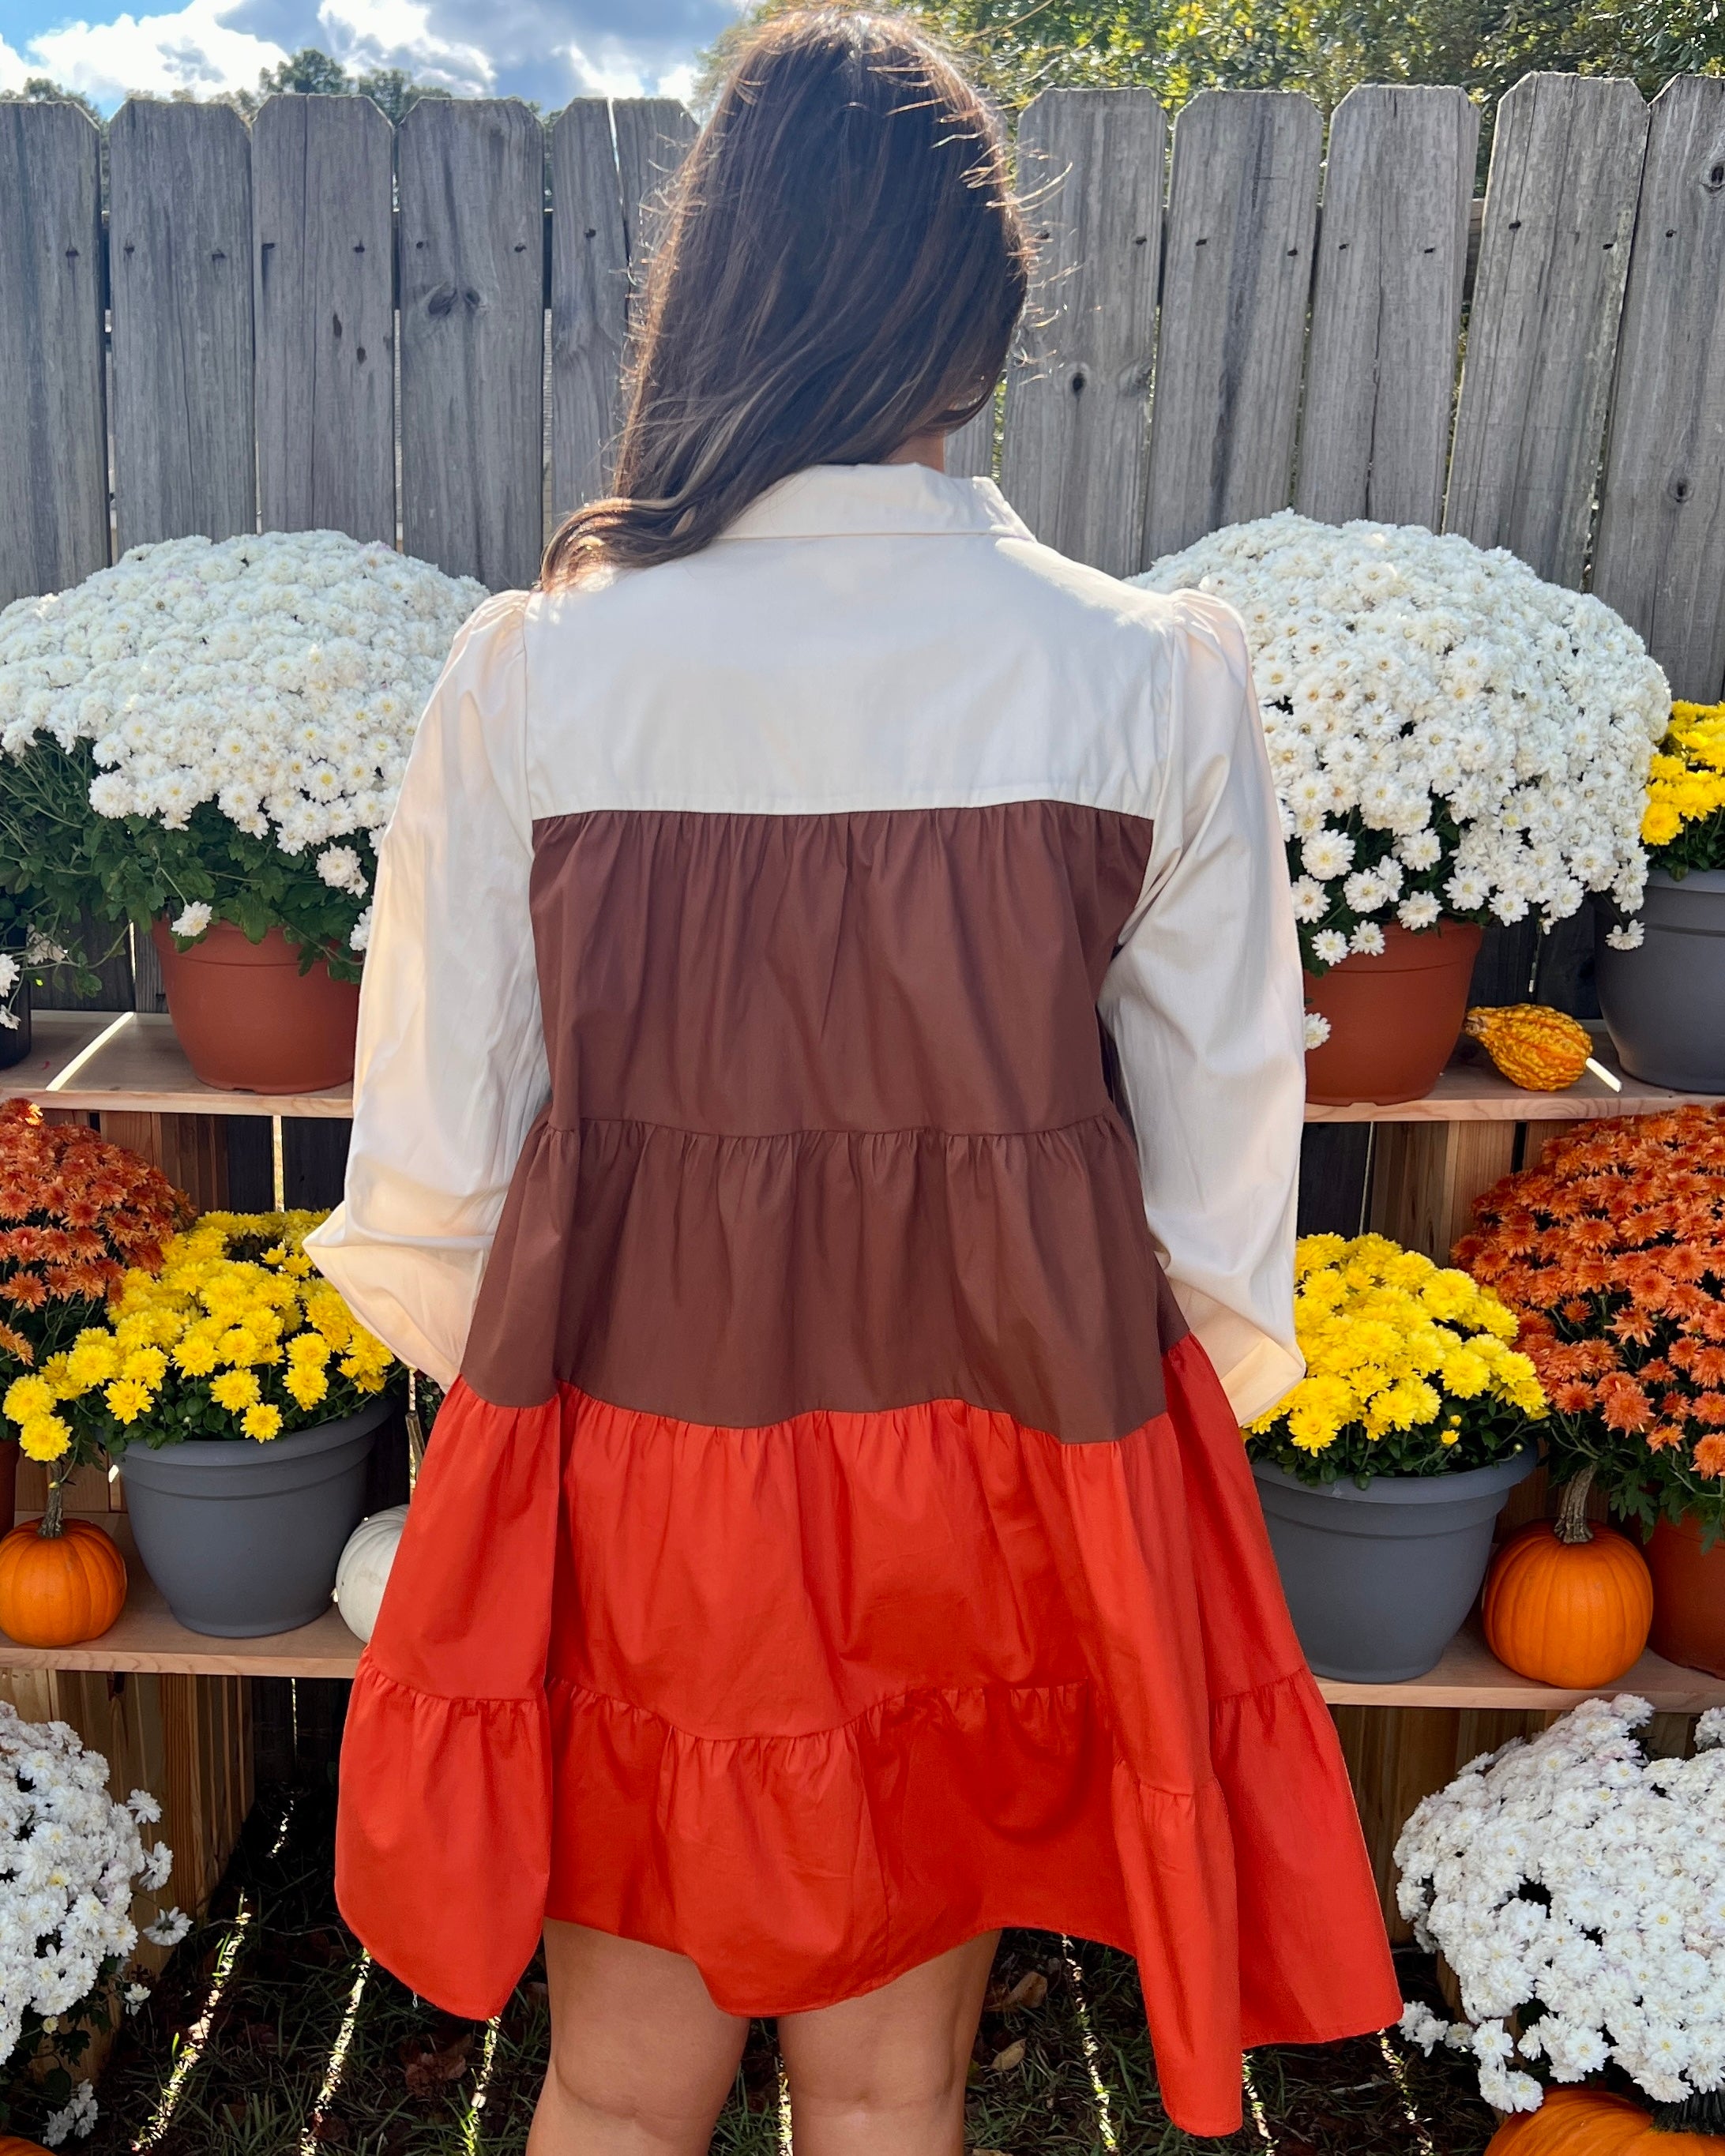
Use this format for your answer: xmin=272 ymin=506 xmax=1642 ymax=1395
xmin=545 ymin=1108 xmax=1128 ymax=1145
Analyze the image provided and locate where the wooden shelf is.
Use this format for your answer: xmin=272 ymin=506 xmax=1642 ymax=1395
xmin=6 ymin=1013 xmax=1715 ymax=1128
xmin=0 ymin=1546 xmax=1716 ymax=1703
xmin=6 ymin=1010 xmax=353 ymax=1119
xmin=1313 ymin=1617 xmax=1725 ymax=1712
xmin=1306 ymin=1025 xmax=1724 ymax=1125
xmin=0 ymin=1519 xmax=363 ymax=1677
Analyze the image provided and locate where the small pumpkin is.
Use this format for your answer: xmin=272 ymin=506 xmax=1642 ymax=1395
xmin=334 ymin=1504 xmax=408 ymax=1644
xmin=1483 ymin=1471 xmax=1652 ymax=1688
xmin=0 ymin=1497 xmax=127 ymax=1649
xmin=1487 ymin=2086 xmax=1725 ymax=2152
xmin=1464 ymin=1004 xmax=1593 ymax=1091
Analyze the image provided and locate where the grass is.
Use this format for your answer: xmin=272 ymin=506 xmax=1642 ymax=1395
xmin=40 ymin=1779 xmax=1500 ymax=2154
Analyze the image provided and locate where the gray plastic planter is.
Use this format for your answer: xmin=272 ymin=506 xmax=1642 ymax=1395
xmin=121 ymin=1399 xmax=392 ymax=1637
xmin=1252 ymin=1448 xmax=1539 ymax=1683
xmin=1596 ymin=869 xmax=1725 ymax=1091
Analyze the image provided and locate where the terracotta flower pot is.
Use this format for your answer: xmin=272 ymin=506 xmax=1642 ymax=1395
xmin=1304 ymin=918 xmax=1484 ymax=1106
xmin=1646 ymin=1512 xmax=1725 ymax=1679
xmin=152 ymin=921 xmax=359 ymax=1095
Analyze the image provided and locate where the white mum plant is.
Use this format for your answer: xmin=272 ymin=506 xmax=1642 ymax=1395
xmin=0 ymin=531 xmax=484 ymax=974
xmin=1396 ymin=1695 xmax=1725 ymax=2125
xmin=0 ymin=1701 xmax=183 ymax=2144
xmin=1135 ymin=513 xmax=1670 ymax=979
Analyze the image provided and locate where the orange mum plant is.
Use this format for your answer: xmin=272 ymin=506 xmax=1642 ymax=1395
xmin=0 ymin=1102 xmax=191 ymax=1484
xmin=1456 ymin=1104 xmax=1725 ymax=1544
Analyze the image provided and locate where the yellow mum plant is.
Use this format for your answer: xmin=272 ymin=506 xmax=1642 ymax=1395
xmin=1 ymin=1211 xmax=396 ymax=1463
xmin=1246 ymin=1233 xmax=1547 ymax=1486
xmin=1640 ymin=700 xmax=1725 ymax=870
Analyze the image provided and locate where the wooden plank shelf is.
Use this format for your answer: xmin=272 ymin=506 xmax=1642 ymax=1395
xmin=0 ymin=1520 xmax=363 ymax=1677
xmin=1307 ymin=1026 xmax=1724 ymax=1125
xmin=6 ymin=1009 xmax=353 ymax=1119
xmin=1317 ymin=1617 xmax=1725 ymax=1713
xmin=0 ymin=1541 xmax=1717 ymax=1704
xmin=7 ymin=1012 xmax=1716 ymax=1129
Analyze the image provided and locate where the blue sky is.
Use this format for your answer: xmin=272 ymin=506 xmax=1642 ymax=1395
xmin=0 ymin=0 xmax=742 ymax=107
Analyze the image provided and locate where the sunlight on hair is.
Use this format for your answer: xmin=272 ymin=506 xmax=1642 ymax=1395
xmin=131 ymin=1895 xmax=254 ymax=2152
xmin=460 ymin=2017 xmax=502 ymax=2153
xmin=300 ymin=1951 xmax=371 ymax=2154
xmin=1059 ymin=1940 xmax=1118 ymax=2152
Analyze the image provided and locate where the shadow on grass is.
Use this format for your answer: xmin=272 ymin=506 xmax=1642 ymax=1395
xmin=52 ymin=1780 xmax=1497 ymax=2155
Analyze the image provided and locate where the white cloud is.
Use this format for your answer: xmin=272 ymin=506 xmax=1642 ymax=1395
xmin=25 ymin=0 xmax=287 ymax=100
xmin=563 ymin=38 xmax=645 ymax=96
xmin=316 ymin=0 xmax=493 ymax=94
xmin=5 ymin=0 xmax=736 ymax=109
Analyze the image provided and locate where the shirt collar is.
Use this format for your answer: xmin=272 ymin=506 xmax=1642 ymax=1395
xmin=717 ymin=461 xmax=1033 ymax=543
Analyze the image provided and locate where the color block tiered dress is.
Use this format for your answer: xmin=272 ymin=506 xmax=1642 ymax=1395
xmin=306 ymin=463 xmax=1400 ymax=2137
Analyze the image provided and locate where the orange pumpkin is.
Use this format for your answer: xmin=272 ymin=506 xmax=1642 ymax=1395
xmin=0 ymin=1516 xmax=127 ymax=1647
xmin=1483 ymin=1475 xmax=1652 ymax=1688
xmin=1487 ymin=2087 xmax=1725 ymax=2152
xmin=0 ymin=2138 xmax=55 ymax=2155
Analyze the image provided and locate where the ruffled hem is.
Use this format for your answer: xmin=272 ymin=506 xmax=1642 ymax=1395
xmin=336 ymin=1334 xmax=1400 ymax=2138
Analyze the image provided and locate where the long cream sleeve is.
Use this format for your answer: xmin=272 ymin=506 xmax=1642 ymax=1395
xmin=305 ymin=591 xmax=549 ymax=1386
xmin=1099 ymin=594 xmax=1306 ymax=1427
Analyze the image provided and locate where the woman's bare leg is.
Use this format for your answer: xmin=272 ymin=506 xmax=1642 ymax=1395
xmin=777 ymin=1932 xmax=1000 ymax=2156
xmin=528 ymin=1920 xmax=748 ymax=2156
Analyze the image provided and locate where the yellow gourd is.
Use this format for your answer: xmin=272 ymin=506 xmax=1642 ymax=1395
xmin=1464 ymin=1004 xmax=1592 ymax=1091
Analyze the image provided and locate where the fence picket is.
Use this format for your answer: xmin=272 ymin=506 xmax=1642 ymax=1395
xmin=612 ymin=100 xmax=697 ymax=273
xmin=397 ymin=100 xmax=544 ymax=591
xmin=0 ymin=103 xmax=107 ymax=610
xmin=1592 ymin=77 xmax=1725 ymax=700
xmin=252 ymin=94 xmax=396 ymax=544
xmin=1141 ymin=89 xmax=1323 ymax=565
xmin=1444 ymin=73 xmax=1648 ymax=582
xmin=108 ymin=100 xmax=256 ymax=553
xmin=998 ymin=89 xmax=1165 ymax=573
xmin=944 ymin=400 xmax=996 ymax=481
xmin=1296 ymin=86 xmax=1476 ymax=529
xmin=549 ymin=100 xmax=630 ymax=522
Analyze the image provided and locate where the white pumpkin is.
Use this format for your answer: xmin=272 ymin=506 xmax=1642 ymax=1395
xmin=334 ymin=1504 xmax=408 ymax=1643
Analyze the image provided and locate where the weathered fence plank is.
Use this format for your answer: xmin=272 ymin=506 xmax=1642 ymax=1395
xmin=253 ymin=94 xmax=396 ymax=544
xmin=999 ymin=89 xmax=1165 ymax=574
xmin=1141 ymin=90 xmax=1323 ymax=565
xmin=397 ymin=100 xmax=544 ymax=591
xmin=613 ymin=99 xmax=698 ymax=273
xmin=1296 ymin=86 xmax=1476 ymax=529
xmin=549 ymin=100 xmax=630 ymax=523
xmin=0 ymin=103 xmax=107 ymax=610
xmin=944 ymin=398 xmax=996 ymax=482
xmin=1444 ymin=73 xmax=1648 ymax=582
xmin=108 ymin=100 xmax=256 ymax=553
xmin=1592 ymin=77 xmax=1725 ymax=700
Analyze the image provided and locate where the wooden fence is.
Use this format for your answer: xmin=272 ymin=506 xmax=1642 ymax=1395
xmin=4 ymin=69 xmax=1725 ymax=1223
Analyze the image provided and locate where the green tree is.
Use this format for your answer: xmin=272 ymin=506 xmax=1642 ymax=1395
xmin=0 ymin=76 xmax=104 ymax=125
xmin=697 ymin=0 xmax=1725 ymax=126
xmin=232 ymin=46 xmax=453 ymax=122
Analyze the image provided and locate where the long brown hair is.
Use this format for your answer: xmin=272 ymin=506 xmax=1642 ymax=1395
xmin=541 ymin=9 xmax=1032 ymax=585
